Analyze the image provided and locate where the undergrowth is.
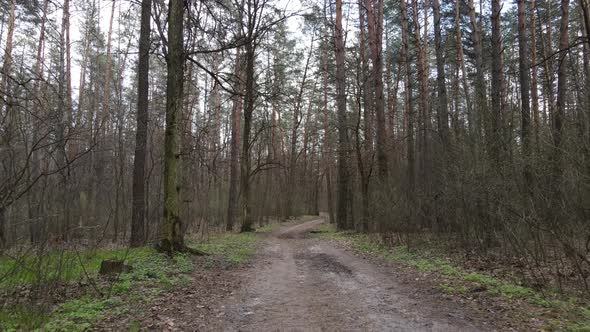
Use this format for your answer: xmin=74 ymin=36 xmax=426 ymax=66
xmin=0 ymin=247 xmax=153 ymax=289
xmin=312 ymin=224 xmax=590 ymax=331
xmin=256 ymin=223 xmax=280 ymax=233
xmin=190 ymin=232 xmax=259 ymax=265
xmin=1 ymin=224 xmax=267 ymax=330
xmin=0 ymin=246 xmax=196 ymax=331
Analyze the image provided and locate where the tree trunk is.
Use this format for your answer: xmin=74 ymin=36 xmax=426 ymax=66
xmin=131 ymin=0 xmax=151 ymax=247
xmin=433 ymin=0 xmax=449 ymax=145
xmin=356 ymin=0 xmax=372 ymax=232
xmin=29 ymin=0 xmax=49 ymax=245
xmin=159 ymin=0 xmax=186 ymax=253
xmin=468 ymin=0 xmax=487 ymax=144
xmin=365 ymin=0 xmax=387 ymax=180
xmin=580 ymin=0 xmax=590 ymax=47
xmin=322 ymin=42 xmax=335 ymax=224
xmin=455 ymin=0 xmax=473 ymax=135
xmin=538 ymin=1 xmax=556 ymax=130
xmin=0 ymin=0 xmax=15 ymax=113
xmin=240 ymin=42 xmax=255 ymax=232
xmin=102 ymin=0 xmax=116 ymax=129
xmin=76 ymin=30 xmax=91 ymax=128
xmin=400 ymin=0 xmax=415 ymax=196
xmin=411 ymin=0 xmax=430 ymax=194
xmin=530 ymin=0 xmax=541 ymax=153
xmin=57 ymin=0 xmax=72 ymax=240
xmin=335 ymin=0 xmax=351 ymax=230
xmin=358 ymin=0 xmax=372 ymax=160
xmin=491 ymin=0 xmax=505 ymax=163
xmin=63 ymin=0 xmax=72 ymax=126
xmin=553 ymin=0 xmax=570 ymax=192
xmin=518 ymin=0 xmax=532 ymax=186
xmin=227 ymin=49 xmax=243 ymax=231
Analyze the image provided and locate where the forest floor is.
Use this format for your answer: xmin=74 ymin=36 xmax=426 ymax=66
xmin=97 ymin=218 xmax=589 ymax=331
xmin=3 ymin=218 xmax=589 ymax=331
xmin=211 ymin=219 xmax=489 ymax=331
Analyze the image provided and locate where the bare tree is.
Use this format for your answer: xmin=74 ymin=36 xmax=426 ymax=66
xmin=131 ymin=0 xmax=152 ymax=247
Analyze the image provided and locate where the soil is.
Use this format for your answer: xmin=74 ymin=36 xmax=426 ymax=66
xmin=109 ymin=219 xmax=509 ymax=331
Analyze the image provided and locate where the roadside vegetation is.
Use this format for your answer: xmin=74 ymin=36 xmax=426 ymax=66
xmin=312 ymin=223 xmax=590 ymax=331
xmin=0 ymin=229 xmax=266 ymax=331
xmin=0 ymin=247 xmax=191 ymax=331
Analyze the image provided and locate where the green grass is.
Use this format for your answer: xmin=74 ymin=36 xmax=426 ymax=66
xmin=440 ymin=283 xmax=468 ymax=295
xmin=256 ymin=223 xmax=280 ymax=233
xmin=0 ymin=247 xmax=155 ymax=289
xmin=190 ymin=232 xmax=259 ymax=264
xmin=312 ymin=223 xmax=590 ymax=330
xmin=1 ymin=231 xmax=263 ymax=331
xmin=44 ymin=296 xmax=126 ymax=332
xmin=0 ymin=247 xmax=195 ymax=331
xmin=0 ymin=305 xmax=50 ymax=332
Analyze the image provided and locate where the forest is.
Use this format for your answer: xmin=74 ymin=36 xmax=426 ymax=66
xmin=1 ymin=0 xmax=590 ymax=330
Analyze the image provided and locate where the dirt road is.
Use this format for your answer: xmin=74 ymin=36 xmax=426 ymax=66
xmin=220 ymin=219 xmax=487 ymax=331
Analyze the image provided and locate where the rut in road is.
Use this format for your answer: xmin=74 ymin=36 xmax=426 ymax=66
xmin=220 ymin=219 xmax=488 ymax=331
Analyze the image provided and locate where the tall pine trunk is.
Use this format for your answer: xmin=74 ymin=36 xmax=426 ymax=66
xmin=518 ymin=0 xmax=532 ymax=187
xmin=530 ymin=0 xmax=541 ymax=153
xmin=159 ymin=0 xmax=186 ymax=253
xmin=335 ymin=0 xmax=351 ymax=230
xmin=553 ymin=0 xmax=570 ymax=196
xmin=491 ymin=0 xmax=505 ymax=163
xmin=131 ymin=0 xmax=151 ymax=247
xmin=433 ymin=0 xmax=449 ymax=145
xmin=227 ymin=49 xmax=243 ymax=231
xmin=240 ymin=42 xmax=255 ymax=232
xmin=468 ymin=0 xmax=487 ymax=149
xmin=365 ymin=0 xmax=387 ymax=180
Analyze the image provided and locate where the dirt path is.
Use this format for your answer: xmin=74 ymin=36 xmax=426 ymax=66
xmin=219 ymin=219 xmax=489 ymax=331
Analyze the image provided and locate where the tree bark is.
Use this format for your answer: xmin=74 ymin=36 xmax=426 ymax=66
xmin=102 ymin=0 xmax=116 ymax=132
xmin=491 ymin=0 xmax=505 ymax=163
xmin=63 ymin=0 xmax=72 ymax=126
xmin=357 ymin=0 xmax=372 ymax=232
xmin=131 ymin=0 xmax=151 ymax=247
xmin=227 ymin=49 xmax=243 ymax=231
xmin=335 ymin=0 xmax=351 ymax=230
xmin=400 ymin=0 xmax=415 ymax=195
xmin=0 ymin=0 xmax=15 ymax=113
xmin=322 ymin=42 xmax=335 ymax=225
xmin=455 ymin=0 xmax=473 ymax=134
xmin=364 ymin=0 xmax=387 ymax=180
xmin=159 ymin=0 xmax=186 ymax=253
xmin=553 ymin=0 xmax=570 ymax=192
xmin=518 ymin=0 xmax=532 ymax=186
xmin=358 ymin=0 xmax=372 ymax=158
xmin=240 ymin=41 xmax=255 ymax=232
xmin=580 ymin=0 xmax=590 ymax=47
xmin=530 ymin=0 xmax=540 ymax=153
xmin=29 ymin=0 xmax=49 ymax=245
xmin=433 ymin=0 xmax=449 ymax=145
xmin=538 ymin=1 xmax=556 ymax=130
xmin=468 ymin=0 xmax=487 ymax=142
xmin=411 ymin=0 xmax=430 ymax=191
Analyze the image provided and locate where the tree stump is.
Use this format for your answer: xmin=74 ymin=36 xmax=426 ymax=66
xmin=99 ymin=259 xmax=133 ymax=275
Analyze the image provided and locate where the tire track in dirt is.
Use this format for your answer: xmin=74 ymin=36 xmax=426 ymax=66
xmin=221 ymin=219 xmax=487 ymax=331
